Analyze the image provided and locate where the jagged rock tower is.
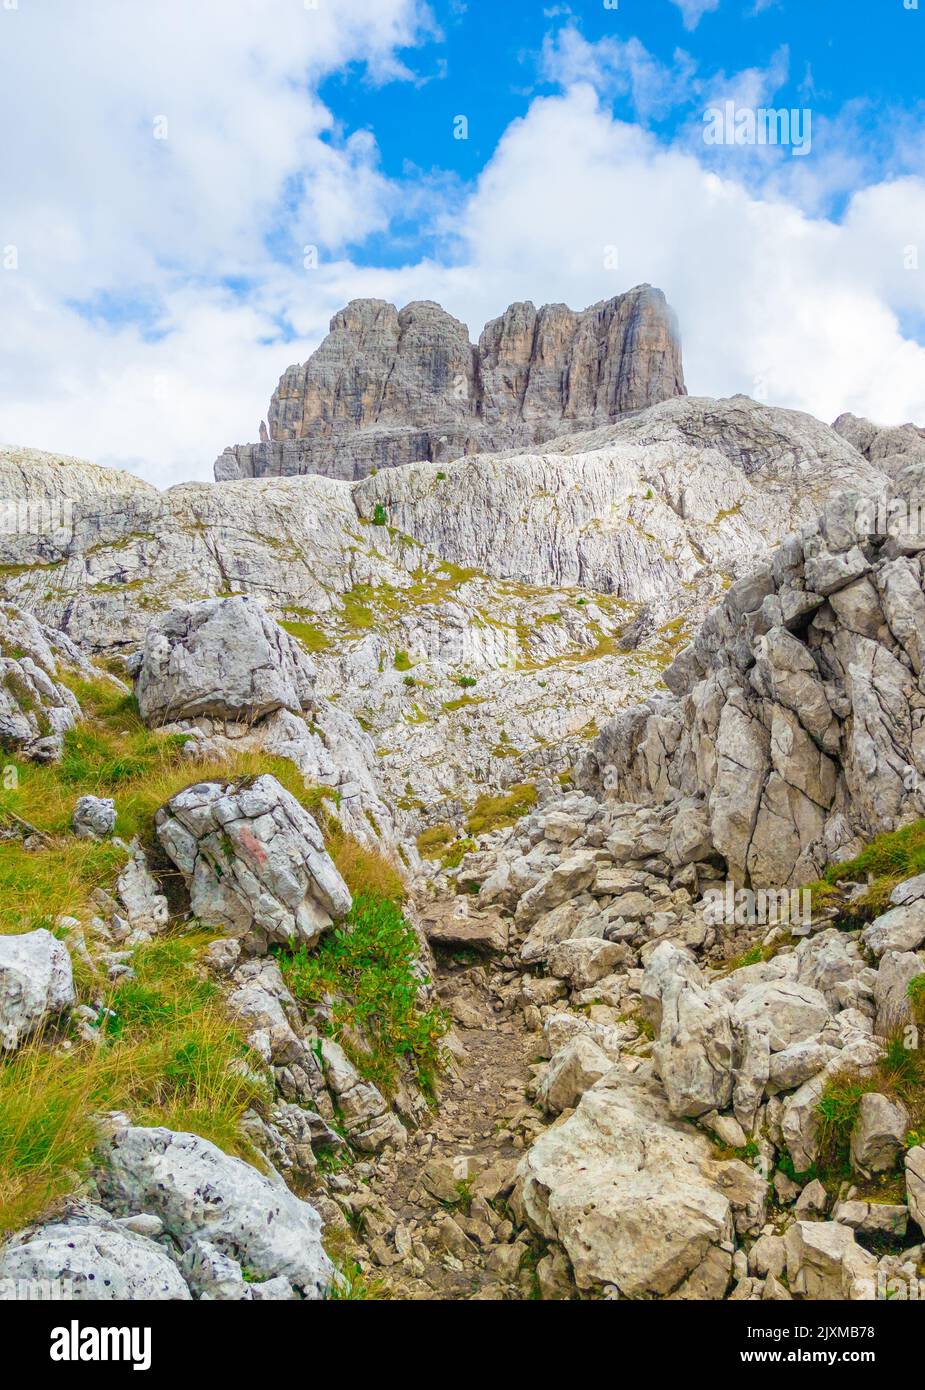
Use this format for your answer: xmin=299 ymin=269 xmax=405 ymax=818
xmin=214 ymin=284 xmax=686 ymax=482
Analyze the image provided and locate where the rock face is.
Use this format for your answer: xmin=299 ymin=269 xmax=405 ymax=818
xmin=0 ymin=603 xmax=85 ymax=761
xmin=0 ymin=929 xmax=75 ymax=1051
xmin=214 ymin=287 xmax=687 ymax=482
xmin=579 ymin=458 xmax=925 ymax=887
xmin=155 ymin=774 xmax=352 ymax=951
xmin=0 ymin=396 xmax=882 ymax=824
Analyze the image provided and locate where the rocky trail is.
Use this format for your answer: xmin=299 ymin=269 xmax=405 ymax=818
xmin=329 ymin=949 xmax=548 ymax=1301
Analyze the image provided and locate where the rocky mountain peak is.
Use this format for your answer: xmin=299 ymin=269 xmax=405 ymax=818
xmin=214 ymin=284 xmax=686 ymax=482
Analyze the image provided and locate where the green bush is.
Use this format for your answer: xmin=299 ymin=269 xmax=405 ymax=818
xmin=279 ymin=893 xmax=449 ymax=1097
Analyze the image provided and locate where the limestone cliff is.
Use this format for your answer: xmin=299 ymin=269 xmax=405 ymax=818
xmin=214 ymin=285 xmax=686 ymax=482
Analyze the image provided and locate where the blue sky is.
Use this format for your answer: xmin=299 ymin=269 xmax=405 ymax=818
xmin=0 ymin=0 xmax=923 ymax=486
xmin=325 ymin=0 xmax=923 ymax=201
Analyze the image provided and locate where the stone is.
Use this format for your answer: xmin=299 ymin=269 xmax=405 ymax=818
xmin=421 ymin=901 xmax=508 ymax=954
xmin=732 ymin=981 xmax=831 ymax=1053
xmin=0 ymin=928 xmax=75 ymax=1051
xmin=71 ymin=795 xmax=117 ymax=839
xmin=214 ymin=288 xmax=687 ymax=483
xmin=655 ymin=974 xmax=736 ymax=1118
xmin=544 ymin=1012 xmax=624 ymax=1063
xmin=155 ymin=774 xmax=351 ymax=952
xmin=318 ymin=1038 xmax=406 ymax=1153
xmin=850 ymin=1092 xmax=909 ymax=1175
xmin=748 ymin=1233 xmax=787 ymax=1280
xmin=701 ymin=1111 xmax=747 ymax=1150
xmin=874 ymin=951 xmax=924 ymax=1035
xmin=784 ymin=1221 xmax=877 ymax=1300
xmin=519 ymin=898 xmax=604 ymax=966
xmin=861 ymin=902 xmax=925 ymax=958
xmin=546 ymin=937 xmax=627 ymax=990
xmin=0 ymin=603 xmax=84 ymax=761
xmin=536 ymin=1037 xmax=614 ymax=1114
xmin=832 ymin=1200 xmax=908 ymax=1239
xmin=136 ymin=595 xmax=316 ymax=726
xmin=516 ymin=1067 xmax=735 ymax=1298
xmin=180 ymin=1239 xmax=249 ymax=1301
xmin=767 ymin=1039 xmax=837 ymax=1094
xmin=781 ymin=1073 xmax=827 ymax=1174
xmin=0 ymin=1207 xmax=191 ymax=1301
xmin=794 ymin=1178 xmax=828 ymax=1218
xmin=96 ymin=1126 xmax=333 ymax=1298
xmin=904 ymin=1146 xmax=925 ymax=1233
xmin=116 ymin=850 xmax=169 ymax=936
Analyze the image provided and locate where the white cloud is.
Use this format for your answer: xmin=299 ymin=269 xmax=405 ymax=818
xmin=1 ymin=6 xmax=925 ymax=491
xmin=668 ymin=0 xmax=721 ymax=32
xmin=540 ymin=27 xmax=698 ymax=121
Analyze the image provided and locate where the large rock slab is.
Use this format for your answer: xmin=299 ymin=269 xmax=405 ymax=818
xmin=516 ymin=1067 xmax=734 ymax=1297
xmin=96 ymin=1126 xmax=333 ymax=1298
xmin=0 ymin=929 xmax=75 ymax=1051
xmin=906 ymin=1145 xmax=925 ymax=1234
xmin=135 ymin=596 xmax=316 ymax=726
xmin=155 ymin=774 xmax=351 ymax=952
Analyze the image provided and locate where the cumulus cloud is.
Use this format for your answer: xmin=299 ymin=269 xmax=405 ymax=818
xmin=1 ymin=6 xmax=924 ymax=490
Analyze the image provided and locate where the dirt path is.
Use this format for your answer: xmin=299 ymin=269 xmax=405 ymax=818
xmin=347 ymin=955 xmax=545 ymax=1300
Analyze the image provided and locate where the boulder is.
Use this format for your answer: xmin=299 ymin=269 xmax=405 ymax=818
xmin=905 ymin=1146 xmax=925 ymax=1234
xmin=536 ymin=1037 xmax=614 ymax=1114
xmin=0 ymin=929 xmax=75 ymax=1051
xmin=655 ymin=975 xmax=736 ymax=1118
xmin=861 ymin=902 xmax=925 ymax=958
xmin=732 ymin=980 xmax=831 ymax=1053
xmin=72 ymin=794 xmax=117 ymax=840
xmin=874 ymin=951 xmax=924 ymax=1035
xmin=135 ymin=596 xmax=316 ymax=726
xmin=155 ymin=774 xmax=351 ymax=952
xmin=546 ymin=937 xmax=627 ymax=989
xmin=516 ymin=1067 xmax=734 ymax=1297
xmin=0 ymin=1207 xmax=191 ymax=1300
xmin=784 ymin=1221 xmax=877 ymax=1300
xmin=96 ymin=1126 xmax=333 ymax=1298
xmin=850 ymin=1092 xmax=909 ymax=1175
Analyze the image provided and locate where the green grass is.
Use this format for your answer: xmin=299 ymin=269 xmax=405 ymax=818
xmin=280 ymin=619 xmax=331 ymax=652
xmin=416 ymin=823 xmax=455 ymax=860
xmin=812 ymin=816 xmax=925 ymax=926
xmin=393 ymin=650 xmax=412 ymax=672
xmin=465 ymin=782 xmax=537 ymax=837
xmin=0 ymin=931 xmax=268 ymax=1235
xmin=0 ymin=667 xmax=415 ymax=1236
xmin=278 ymin=893 xmax=449 ymax=1098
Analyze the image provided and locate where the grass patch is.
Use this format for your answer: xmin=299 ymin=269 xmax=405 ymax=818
xmin=280 ymin=619 xmax=331 ymax=653
xmin=0 ymin=931 xmax=267 ymax=1235
xmin=329 ymin=831 xmax=405 ymax=904
xmin=814 ymin=817 xmax=925 ymax=926
xmin=416 ymin=823 xmax=455 ymax=860
xmin=278 ymin=893 xmax=449 ymax=1097
xmin=465 ymin=782 xmax=537 ymax=837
